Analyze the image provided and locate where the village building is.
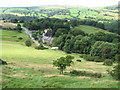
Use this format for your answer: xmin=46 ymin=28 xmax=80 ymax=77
xmin=42 ymin=28 xmax=53 ymax=44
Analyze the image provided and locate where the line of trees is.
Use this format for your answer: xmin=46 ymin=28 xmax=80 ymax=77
xmin=23 ymin=18 xmax=119 ymax=36
xmin=53 ymin=29 xmax=120 ymax=62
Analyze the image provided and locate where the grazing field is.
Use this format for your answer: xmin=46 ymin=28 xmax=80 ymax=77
xmin=74 ymin=25 xmax=114 ymax=34
xmin=1 ymin=30 xmax=119 ymax=88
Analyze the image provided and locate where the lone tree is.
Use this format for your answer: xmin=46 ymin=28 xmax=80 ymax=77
xmin=53 ymin=55 xmax=74 ymax=74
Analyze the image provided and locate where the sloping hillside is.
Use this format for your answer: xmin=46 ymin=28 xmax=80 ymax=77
xmin=1 ymin=28 xmax=119 ymax=88
xmin=0 ymin=5 xmax=118 ymax=21
xmin=73 ymin=25 xmax=116 ymax=34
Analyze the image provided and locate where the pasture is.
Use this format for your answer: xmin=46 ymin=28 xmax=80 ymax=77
xmin=74 ymin=25 xmax=115 ymax=34
xmin=1 ymin=30 xmax=119 ymax=88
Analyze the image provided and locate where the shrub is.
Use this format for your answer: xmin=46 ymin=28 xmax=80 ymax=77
xmin=103 ymin=59 xmax=113 ymax=66
xmin=0 ymin=59 xmax=7 ymax=65
xmin=18 ymin=37 xmax=23 ymax=40
xmin=79 ymin=54 xmax=85 ymax=58
xmin=115 ymin=54 xmax=120 ymax=62
xmin=94 ymin=58 xmax=104 ymax=62
xmin=83 ymin=55 xmax=95 ymax=61
xmin=70 ymin=70 xmax=102 ymax=78
xmin=25 ymin=39 xmax=32 ymax=47
xmin=108 ymin=63 xmax=120 ymax=80
xmin=76 ymin=59 xmax=81 ymax=62
xmin=35 ymin=44 xmax=47 ymax=50
xmin=83 ymin=55 xmax=103 ymax=62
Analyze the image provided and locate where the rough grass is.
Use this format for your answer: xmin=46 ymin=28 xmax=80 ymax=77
xmin=1 ymin=30 xmax=29 ymax=45
xmin=1 ymin=30 xmax=119 ymax=88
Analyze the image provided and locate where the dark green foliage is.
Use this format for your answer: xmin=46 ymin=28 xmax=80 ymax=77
xmin=83 ymin=55 xmax=104 ymax=62
xmin=95 ymin=22 xmax=105 ymax=29
xmin=90 ymin=41 xmax=117 ymax=59
xmin=103 ymin=59 xmax=113 ymax=66
xmin=107 ymin=53 xmax=120 ymax=80
xmin=16 ymin=24 xmax=22 ymax=32
xmin=0 ymin=59 xmax=7 ymax=65
xmin=55 ymin=28 xmax=68 ymax=37
xmin=76 ymin=59 xmax=81 ymax=62
xmin=73 ymin=36 xmax=92 ymax=54
xmin=53 ymin=34 xmax=72 ymax=50
xmin=117 ymin=43 xmax=120 ymax=54
xmin=35 ymin=44 xmax=47 ymax=50
xmin=115 ymin=54 xmax=120 ymax=62
xmin=108 ymin=63 xmax=120 ymax=80
xmin=104 ymin=21 xmax=119 ymax=34
xmin=18 ymin=37 xmax=23 ymax=40
xmin=19 ymin=20 xmax=24 ymax=23
xmin=94 ymin=58 xmax=104 ymax=62
xmin=32 ymin=32 xmax=38 ymax=40
xmin=25 ymin=39 xmax=32 ymax=47
xmin=53 ymin=55 xmax=74 ymax=74
xmin=10 ymin=19 xmax=18 ymax=23
xmin=71 ymin=28 xmax=85 ymax=36
xmin=54 ymin=34 xmax=92 ymax=54
xmin=2 ymin=14 xmax=37 ymax=22
xmin=91 ymin=32 xmax=120 ymax=42
xmin=63 ymin=40 xmax=71 ymax=53
xmin=70 ymin=70 xmax=102 ymax=78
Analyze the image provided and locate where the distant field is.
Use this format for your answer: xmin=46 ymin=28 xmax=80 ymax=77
xmin=74 ymin=25 xmax=114 ymax=34
xmin=1 ymin=30 xmax=119 ymax=88
xmin=0 ymin=5 xmax=118 ymax=20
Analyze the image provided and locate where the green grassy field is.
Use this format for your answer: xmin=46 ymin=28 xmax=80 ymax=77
xmin=74 ymin=25 xmax=115 ymax=34
xmin=1 ymin=29 xmax=119 ymax=88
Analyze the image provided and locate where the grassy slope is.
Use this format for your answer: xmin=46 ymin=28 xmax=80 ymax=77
xmin=1 ymin=29 xmax=119 ymax=88
xmin=74 ymin=25 xmax=115 ymax=34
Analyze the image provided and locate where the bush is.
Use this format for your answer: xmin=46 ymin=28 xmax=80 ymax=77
xmin=25 ymin=40 xmax=32 ymax=47
xmin=18 ymin=37 xmax=23 ymax=40
xmin=115 ymin=54 xmax=120 ymax=62
xmin=70 ymin=70 xmax=102 ymax=78
xmin=108 ymin=63 xmax=120 ymax=80
xmin=79 ymin=54 xmax=85 ymax=58
xmin=103 ymin=59 xmax=113 ymax=66
xmin=0 ymin=59 xmax=7 ymax=65
xmin=83 ymin=55 xmax=103 ymax=62
xmin=94 ymin=58 xmax=104 ymax=62
xmin=35 ymin=44 xmax=47 ymax=50
xmin=83 ymin=55 xmax=95 ymax=61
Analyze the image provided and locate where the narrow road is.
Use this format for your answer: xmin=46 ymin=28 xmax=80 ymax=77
xmin=21 ymin=27 xmax=40 ymax=45
xmin=11 ymin=23 xmax=40 ymax=45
